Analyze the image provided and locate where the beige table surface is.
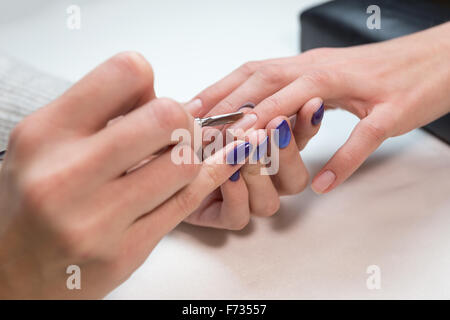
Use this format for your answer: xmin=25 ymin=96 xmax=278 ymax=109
xmin=1 ymin=0 xmax=449 ymax=299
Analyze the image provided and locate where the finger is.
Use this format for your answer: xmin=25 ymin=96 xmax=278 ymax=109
xmin=102 ymin=146 xmax=201 ymax=225
xmin=184 ymin=174 xmax=251 ymax=230
xmin=311 ymin=107 xmax=391 ymax=194
xmin=217 ymin=177 xmax=251 ymax=229
xmin=241 ymin=129 xmax=280 ymax=217
xmin=88 ymin=98 xmax=197 ymax=179
xmin=192 ymin=57 xmax=298 ymax=117
xmin=229 ymin=69 xmax=356 ymax=131
xmin=191 ymin=62 xmax=260 ymax=118
xmin=293 ymin=97 xmax=324 ymax=150
xmin=183 ymin=99 xmax=204 ymax=117
xmin=202 ymin=64 xmax=299 ymax=117
xmin=45 ymin=52 xmax=156 ymax=133
xmin=267 ymin=116 xmax=309 ymax=196
xmin=123 ymin=139 xmax=252 ymax=251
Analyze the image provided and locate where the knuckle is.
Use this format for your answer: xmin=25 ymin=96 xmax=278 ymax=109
xmin=8 ymin=121 xmax=26 ymax=147
xmin=301 ymin=69 xmax=331 ymax=88
xmin=239 ymin=61 xmax=261 ymax=76
xmin=174 ymin=187 xmax=200 ymax=217
xmin=266 ymin=198 xmax=281 ymax=216
xmin=264 ymin=94 xmax=283 ymax=115
xmin=339 ymin=149 xmax=360 ymax=169
xmin=360 ymin=120 xmax=387 ymax=143
xmin=20 ymin=181 xmax=99 ymax=260
xmin=150 ymin=98 xmax=190 ymax=131
xmin=8 ymin=119 xmax=42 ymax=153
xmin=255 ymin=64 xmax=286 ymax=84
xmin=110 ymin=51 xmax=154 ymax=83
xmin=258 ymin=197 xmax=280 ymax=217
xmin=19 ymin=164 xmax=80 ymax=220
xmin=228 ymin=215 xmax=250 ymax=231
xmin=178 ymin=160 xmax=201 ymax=181
xmin=20 ymin=174 xmax=61 ymax=217
xmin=202 ymin=164 xmax=222 ymax=189
xmin=303 ymin=47 xmax=336 ymax=62
xmin=57 ymin=223 xmax=97 ymax=260
xmin=216 ymin=99 xmax=235 ymax=113
xmin=282 ymin=174 xmax=309 ymax=196
xmin=243 ymin=165 xmax=261 ymax=176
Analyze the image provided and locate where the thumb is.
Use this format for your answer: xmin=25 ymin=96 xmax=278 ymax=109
xmin=311 ymin=107 xmax=392 ymax=194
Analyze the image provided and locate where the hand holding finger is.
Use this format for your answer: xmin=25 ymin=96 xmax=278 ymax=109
xmin=292 ymin=97 xmax=324 ymax=150
xmin=266 ymin=116 xmax=309 ymax=196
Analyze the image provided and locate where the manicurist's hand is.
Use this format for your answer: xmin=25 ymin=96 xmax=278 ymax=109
xmin=190 ymin=22 xmax=450 ymax=194
xmin=0 ymin=52 xmax=246 ymax=299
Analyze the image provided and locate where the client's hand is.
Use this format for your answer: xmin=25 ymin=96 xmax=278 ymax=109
xmin=0 ymin=52 xmax=246 ymax=299
xmin=183 ymin=98 xmax=323 ymax=230
xmin=189 ymin=22 xmax=450 ymax=194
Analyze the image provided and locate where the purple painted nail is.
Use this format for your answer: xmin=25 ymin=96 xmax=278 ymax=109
xmin=226 ymin=142 xmax=252 ymax=165
xmin=229 ymin=170 xmax=240 ymax=181
xmin=253 ymin=136 xmax=268 ymax=161
xmin=311 ymin=103 xmax=324 ymax=126
xmin=275 ymin=120 xmax=291 ymax=149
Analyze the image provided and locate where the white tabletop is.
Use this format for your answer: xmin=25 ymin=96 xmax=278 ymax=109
xmin=1 ymin=0 xmax=449 ymax=299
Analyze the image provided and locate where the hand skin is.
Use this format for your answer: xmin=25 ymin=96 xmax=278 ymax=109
xmin=183 ymin=99 xmax=323 ymax=229
xmin=191 ymin=22 xmax=450 ymax=194
xmin=0 ymin=52 xmax=248 ymax=299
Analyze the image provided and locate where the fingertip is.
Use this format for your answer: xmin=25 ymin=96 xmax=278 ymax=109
xmin=311 ymin=169 xmax=336 ymax=194
xmin=293 ymin=97 xmax=323 ymax=150
xmin=298 ymin=97 xmax=324 ymax=125
xmin=184 ymin=98 xmax=203 ymax=117
xmin=311 ymin=101 xmax=324 ymax=126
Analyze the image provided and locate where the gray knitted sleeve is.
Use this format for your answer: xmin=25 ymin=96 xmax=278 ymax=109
xmin=0 ymin=55 xmax=71 ymax=150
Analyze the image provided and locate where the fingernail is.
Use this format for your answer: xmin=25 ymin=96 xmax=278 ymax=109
xmin=311 ymin=170 xmax=336 ymax=194
xmin=229 ymin=170 xmax=240 ymax=181
xmin=274 ymin=120 xmax=291 ymax=149
xmin=238 ymin=102 xmax=255 ymax=110
xmin=226 ymin=142 xmax=252 ymax=165
xmin=253 ymin=136 xmax=268 ymax=161
xmin=311 ymin=103 xmax=324 ymax=126
xmin=228 ymin=113 xmax=257 ymax=131
xmin=185 ymin=98 xmax=203 ymax=115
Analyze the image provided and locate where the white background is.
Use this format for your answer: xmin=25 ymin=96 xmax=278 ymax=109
xmin=0 ymin=0 xmax=449 ymax=299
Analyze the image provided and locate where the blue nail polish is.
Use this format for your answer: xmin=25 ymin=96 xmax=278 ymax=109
xmin=274 ymin=120 xmax=291 ymax=149
xmin=253 ymin=136 xmax=268 ymax=161
xmin=226 ymin=142 xmax=252 ymax=165
xmin=311 ymin=103 xmax=324 ymax=126
xmin=238 ymin=102 xmax=255 ymax=110
xmin=229 ymin=170 xmax=240 ymax=181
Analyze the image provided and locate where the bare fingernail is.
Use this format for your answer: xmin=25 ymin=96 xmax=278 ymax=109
xmin=238 ymin=102 xmax=255 ymax=110
xmin=228 ymin=113 xmax=258 ymax=131
xmin=185 ymin=98 xmax=203 ymax=116
xmin=311 ymin=170 xmax=336 ymax=194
